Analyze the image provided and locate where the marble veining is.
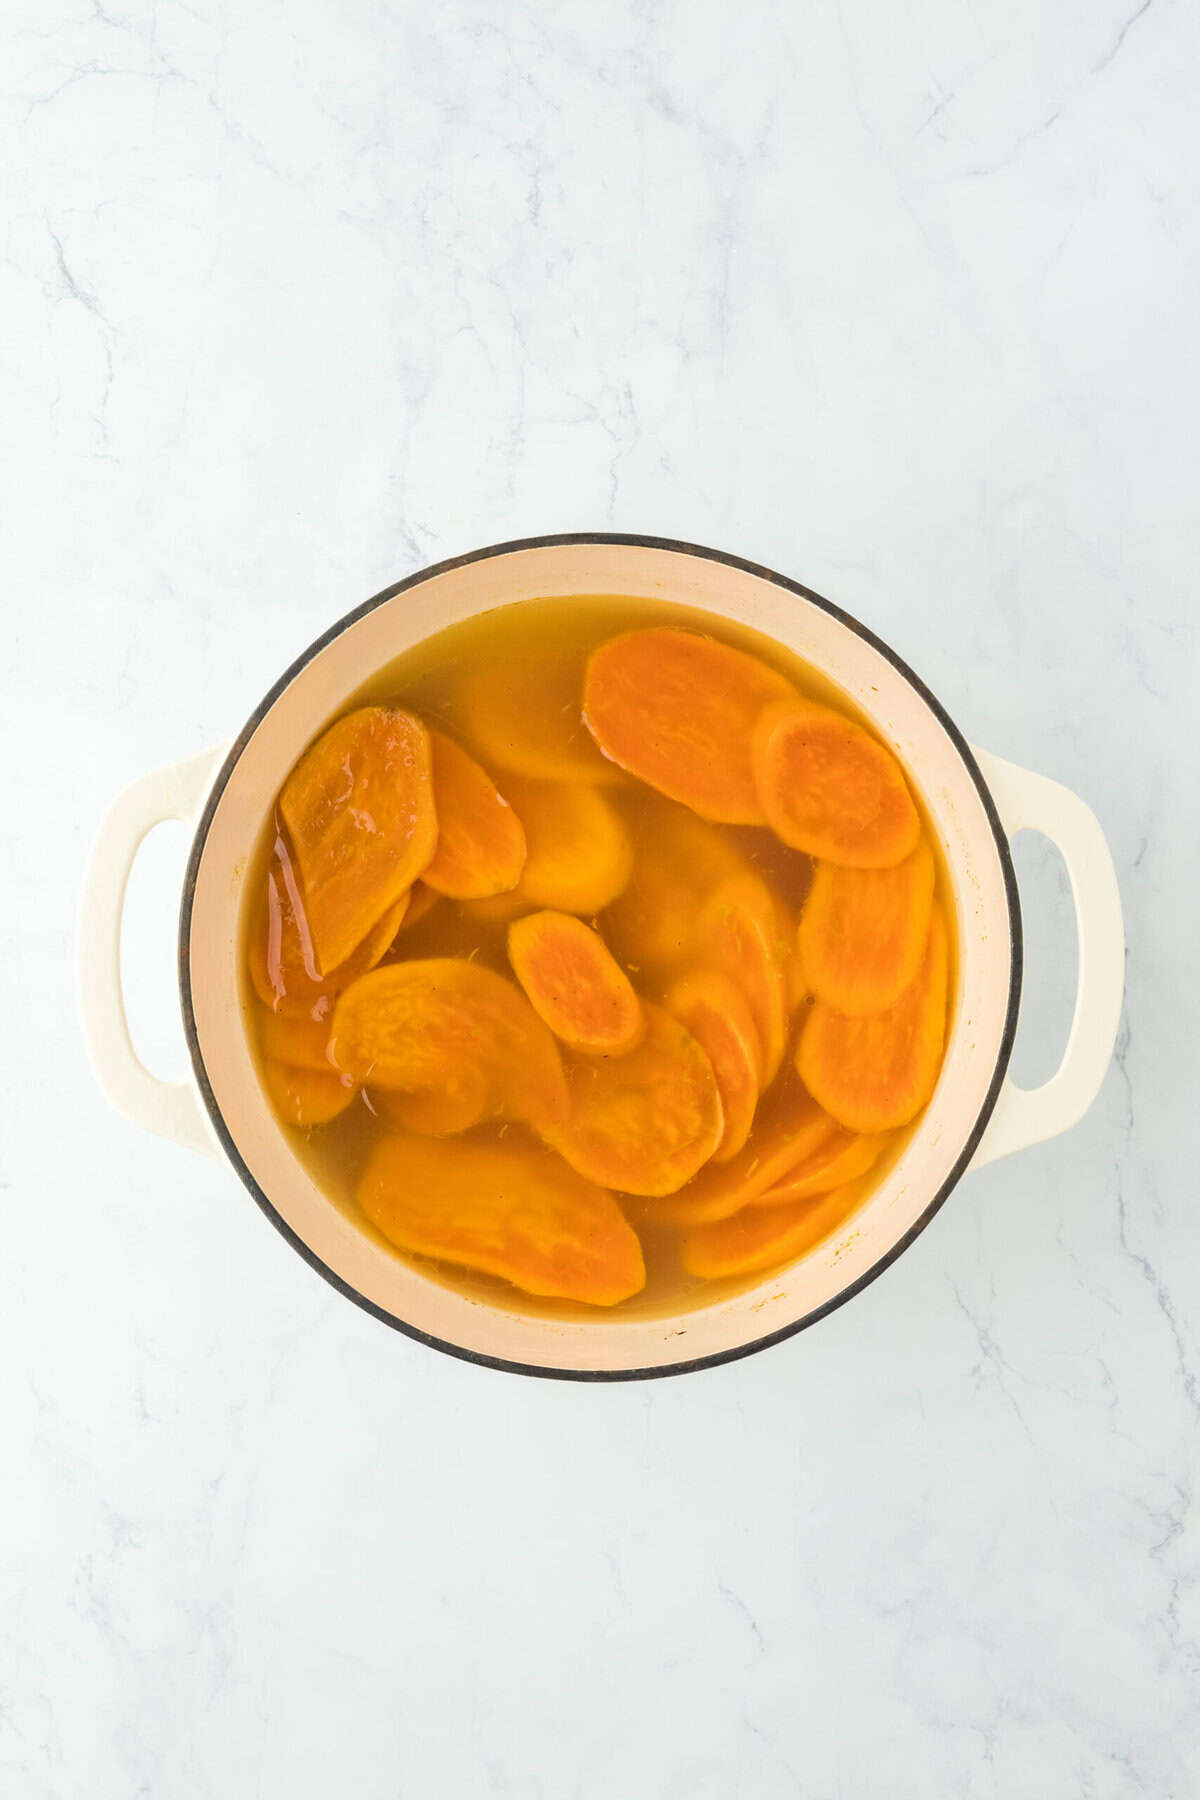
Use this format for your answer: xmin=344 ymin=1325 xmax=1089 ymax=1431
xmin=2 ymin=0 xmax=1198 ymax=1794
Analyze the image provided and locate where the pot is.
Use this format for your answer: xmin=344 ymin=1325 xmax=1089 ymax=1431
xmin=77 ymin=535 xmax=1125 ymax=1379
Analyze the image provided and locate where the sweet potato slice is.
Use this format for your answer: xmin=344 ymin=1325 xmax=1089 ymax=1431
xmin=583 ymin=628 xmax=794 ymax=823
xmin=459 ymin=890 xmax=536 ymax=926
xmin=330 ymin=958 xmax=568 ymax=1133
xmin=503 ymin=776 xmax=633 ymax=915
xmin=697 ymin=871 xmax=791 ymax=1087
xmin=786 ymin=943 xmax=810 ymax=1011
xmin=369 ymin=1066 xmax=491 ymax=1136
xmin=726 ymin=824 xmax=815 ymax=911
xmin=279 ymin=706 xmax=436 ymax=973
xmin=396 ymin=880 xmax=440 ymax=933
xmin=421 ymin=732 xmax=527 ymax=900
xmin=248 ymin=835 xmax=409 ymax=1019
xmin=797 ymin=904 xmax=949 ymax=1132
xmin=508 ymin=912 xmax=643 ymax=1054
xmin=261 ymin=1059 xmax=358 ymax=1128
xmin=256 ymin=1005 xmax=333 ymax=1073
xmin=752 ymin=698 xmax=920 ymax=868
xmin=456 ymin=646 xmax=621 ymax=784
xmin=748 ymin=1130 xmax=888 ymax=1208
xmin=664 ymin=970 xmax=762 ymax=1162
xmin=798 ymin=839 xmax=935 ymax=1015
xmin=647 ymin=1079 xmax=838 ymax=1225
xmin=551 ymin=1004 xmax=723 ymax=1197
xmin=359 ymin=1135 xmax=645 ymax=1305
xmin=603 ymin=800 xmax=746 ymax=973
xmin=681 ymin=1181 xmax=864 ymax=1280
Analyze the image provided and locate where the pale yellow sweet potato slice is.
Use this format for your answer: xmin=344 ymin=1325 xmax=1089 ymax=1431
xmin=508 ymin=912 xmax=643 ymax=1054
xmin=456 ymin=646 xmax=621 ymax=784
xmin=748 ymin=1130 xmax=888 ymax=1207
xmin=664 ymin=970 xmax=761 ymax=1161
xmin=646 ymin=1078 xmax=838 ymax=1225
xmin=796 ymin=904 xmax=949 ymax=1132
xmin=421 ymin=731 xmax=527 ymax=899
xmin=681 ymin=1181 xmax=864 ymax=1279
xmin=798 ymin=838 xmax=935 ymax=1015
xmin=752 ymin=698 xmax=920 ymax=868
xmin=551 ymin=1004 xmax=722 ymax=1197
xmin=696 ymin=871 xmax=791 ymax=1086
xmin=279 ymin=706 xmax=436 ymax=973
xmin=583 ymin=627 xmax=794 ymax=823
xmin=261 ymin=1059 xmax=358 ymax=1128
xmin=330 ymin=958 xmax=568 ymax=1133
xmin=359 ymin=1135 xmax=645 ymax=1305
xmin=504 ymin=776 xmax=633 ymax=915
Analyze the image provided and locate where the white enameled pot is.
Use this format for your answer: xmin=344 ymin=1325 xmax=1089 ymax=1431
xmin=77 ymin=536 xmax=1125 ymax=1379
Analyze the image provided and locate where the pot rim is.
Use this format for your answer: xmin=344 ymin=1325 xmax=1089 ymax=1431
xmin=178 ymin=532 xmax=1023 ymax=1381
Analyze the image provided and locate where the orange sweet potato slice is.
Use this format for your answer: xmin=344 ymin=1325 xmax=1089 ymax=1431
xmin=421 ymin=731 xmax=527 ymax=900
xmin=330 ymin=958 xmax=569 ymax=1133
xmin=279 ymin=706 xmax=436 ymax=973
xmin=459 ymin=890 xmax=536 ymax=926
xmin=725 ymin=824 xmax=815 ymax=911
xmin=583 ymin=628 xmax=794 ymax=823
xmin=248 ymin=834 xmax=409 ymax=1019
xmin=697 ymin=871 xmax=790 ymax=1087
xmin=256 ymin=1005 xmax=333 ymax=1073
xmin=551 ymin=1004 xmax=723 ymax=1197
xmin=369 ymin=1066 xmax=492 ymax=1136
xmin=646 ymin=1078 xmax=838 ymax=1225
xmin=261 ymin=1058 xmax=358 ymax=1127
xmin=664 ymin=970 xmax=762 ymax=1162
xmin=681 ymin=1181 xmax=864 ymax=1280
xmin=396 ymin=880 xmax=440 ymax=933
xmin=359 ymin=1135 xmax=645 ymax=1305
xmin=456 ymin=646 xmax=621 ymax=784
xmin=503 ymin=776 xmax=633 ymax=915
xmin=603 ymin=799 xmax=746 ymax=973
xmin=748 ymin=1130 xmax=888 ymax=1208
xmin=786 ymin=942 xmax=810 ymax=1011
xmin=508 ymin=912 xmax=643 ymax=1054
xmin=798 ymin=838 xmax=935 ymax=1015
xmin=796 ymin=904 xmax=949 ymax=1132
xmin=752 ymin=698 xmax=920 ymax=868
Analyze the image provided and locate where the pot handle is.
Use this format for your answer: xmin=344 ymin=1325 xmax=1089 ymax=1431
xmin=967 ymin=747 xmax=1124 ymax=1169
xmin=77 ymin=745 xmax=228 ymax=1156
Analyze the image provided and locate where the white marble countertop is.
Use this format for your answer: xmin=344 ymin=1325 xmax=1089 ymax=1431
xmin=3 ymin=1 xmax=1198 ymax=1794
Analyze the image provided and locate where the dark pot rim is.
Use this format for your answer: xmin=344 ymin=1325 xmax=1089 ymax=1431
xmin=178 ymin=532 xmax=1022 ymax=1382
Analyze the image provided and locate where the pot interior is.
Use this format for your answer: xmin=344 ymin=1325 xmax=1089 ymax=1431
xmin=184 ymin=540 xmax=1017 ymax=1375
